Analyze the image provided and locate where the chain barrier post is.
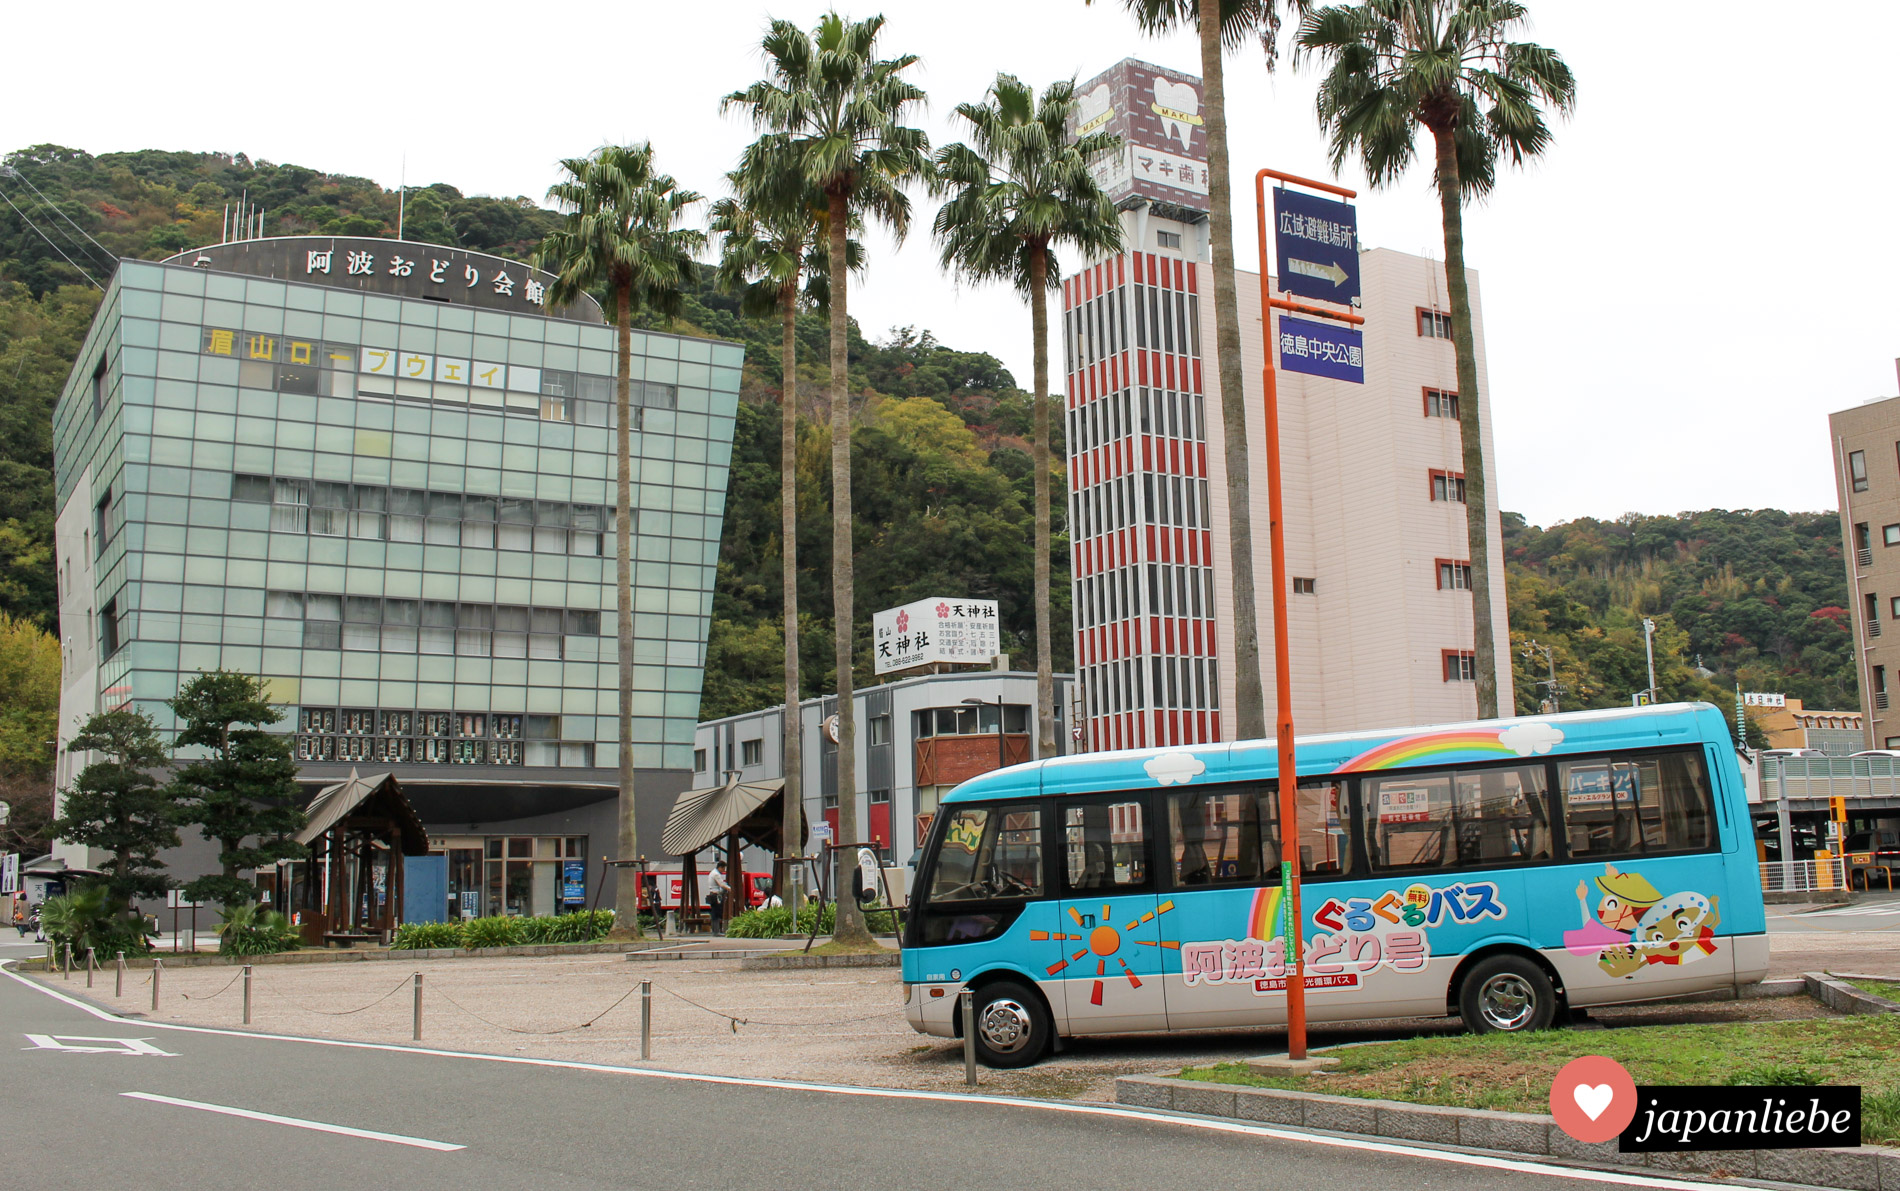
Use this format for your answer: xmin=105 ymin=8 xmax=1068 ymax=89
xmin=640 ymin=979 xmax=652 ymax=1059
xmin=87 ymin=949 xmax=96 ymax=988
xmin=961 ymin=989 xmax=977 ymax=1088
xmin=116 ymin=951 xmax=125 ymax=998
xmin=152 ymin=957 xmax=162 ymax=1012
xmin=412 ymin=972 xmax=423 ymax=1042
xmin=62 ymin=942 xmax=70 ymax=980
xmin=243 ymin=965 xmax=253 ymax=1026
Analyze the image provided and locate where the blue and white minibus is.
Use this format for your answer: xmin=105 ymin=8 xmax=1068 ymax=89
xmin=901 ymin=703 xmax=1769 ymax=1067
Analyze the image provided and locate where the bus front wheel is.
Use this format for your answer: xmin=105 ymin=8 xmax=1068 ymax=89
xmin=970 ymin=980 xmax=1050 ymax=1068
xmin=1458 ymin=955 xmax=1557 ymax=1034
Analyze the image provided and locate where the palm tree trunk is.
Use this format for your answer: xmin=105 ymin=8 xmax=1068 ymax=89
xmin=827 ymin=189 xmax=869 ymax=946
xmin=613 ymin=278 xmax=642 ymax=935
xmin=1030 ymin=243 xmax=1055 ymax=761
xmin=1430 ymin=123 xmax=1499 ymax=719
xmin=779 ymin=291 xmax=803 ymax=891
xmin=1201 ymin=8 xmax=1267 ymax=742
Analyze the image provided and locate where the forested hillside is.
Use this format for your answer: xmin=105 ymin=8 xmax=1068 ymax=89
xmin=0 ymin=143 xmax=1862 ymax=736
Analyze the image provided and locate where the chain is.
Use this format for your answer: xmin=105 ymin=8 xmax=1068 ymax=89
xmin=656 ymin=984 xmax=905 ymax=1031
xmin=179 ymin=968 xmax=246 ymax=1001
xmin=430 ymin=983 xmax=641 ymax=1035
xmin=258 ymin=975 xmax=413 ymax=1016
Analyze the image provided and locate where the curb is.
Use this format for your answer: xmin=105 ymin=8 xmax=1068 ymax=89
xmin=1114 ymin=1075 xmax=1900 ymax=1189
xmin=35 ymin=939 xmax=677 ymax=970
xmin=1808 ymin=973 xmax=1900 ymax=1015
xmin=740 ymin=953 xmax=901 ymax=970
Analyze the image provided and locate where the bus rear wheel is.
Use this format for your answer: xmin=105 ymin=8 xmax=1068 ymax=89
xmin=970 ymin=980 xmax=1050 ymax=1068
xmin=1458 ymin=955 xmax=1557 ymax=1034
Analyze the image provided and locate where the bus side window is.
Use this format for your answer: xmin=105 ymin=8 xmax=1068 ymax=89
xmin=1557 ymin=752 xmax=1713 ymax=859
xmin=1061 ymin=794 xmax=1153 ymax=894
xmin=1167 ymin=787 xmax=1264 ymax=886
xmin=1259 ymin=780 xmax=1354 ymax=879
xmin=1362 ymin=765 xmax=1550 ymax=872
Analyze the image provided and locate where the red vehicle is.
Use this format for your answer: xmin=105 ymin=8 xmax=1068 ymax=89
xmin=633 ymin=869 xmax=773 ymax=915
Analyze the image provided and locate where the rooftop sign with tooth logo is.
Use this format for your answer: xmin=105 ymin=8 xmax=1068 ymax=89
xmin=1068 ymin=58 xmax=1210 ymax=215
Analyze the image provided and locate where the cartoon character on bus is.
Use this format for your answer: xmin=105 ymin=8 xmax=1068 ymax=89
xmin=1565 ymin=865 xmax=1720 ymax=978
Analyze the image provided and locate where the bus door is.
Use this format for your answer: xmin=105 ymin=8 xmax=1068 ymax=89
xmin=1052 ymin=792 xmax=1170 ymax=1034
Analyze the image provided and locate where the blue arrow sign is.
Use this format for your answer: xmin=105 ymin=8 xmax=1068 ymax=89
xmin=1273 ymin=188 xmax=1360 ymax=305
xmin=1277 ymin=314 xmax=1364 ymax=384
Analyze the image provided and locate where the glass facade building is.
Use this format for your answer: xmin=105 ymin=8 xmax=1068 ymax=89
xmin=51 ymin=237 xmax=743 ymax=912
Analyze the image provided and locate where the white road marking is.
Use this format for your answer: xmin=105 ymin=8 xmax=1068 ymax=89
xmin=121 ymin=1092 xmax=464 ymax=1151
xmin=23 ymin=1033 xmax=174 ymax=1056
xmin=1794 ymin=904 xmax=1900 ymax=917
xmin=5 ymin=963 xmax=1706 ymax=1189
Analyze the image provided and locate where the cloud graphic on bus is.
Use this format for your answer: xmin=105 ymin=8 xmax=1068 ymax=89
xmin=1498 ymin=721 xmax=1564 ymax=757
xmin=1145 ymin=751 xmax=1206 ymax=786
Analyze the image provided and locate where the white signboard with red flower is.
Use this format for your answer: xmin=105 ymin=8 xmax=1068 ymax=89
xmin=871 ymin=597 xmax=1001 ymax=675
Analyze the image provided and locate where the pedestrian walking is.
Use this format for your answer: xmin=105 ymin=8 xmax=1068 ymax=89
xmin=11 ymin=904 xmax=25 ymax=938
xmin=707 ymin=860 xmax=730 ymax=932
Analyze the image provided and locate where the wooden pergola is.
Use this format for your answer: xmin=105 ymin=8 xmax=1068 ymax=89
xmin=294 ymin=770 xmax=429 ymax=944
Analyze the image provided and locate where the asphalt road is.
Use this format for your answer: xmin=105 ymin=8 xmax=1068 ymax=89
xmin=1769 ymin=890 xmax=1900 ymax=934
xmin=0 ymin=948 xmax=1723 ymax=1191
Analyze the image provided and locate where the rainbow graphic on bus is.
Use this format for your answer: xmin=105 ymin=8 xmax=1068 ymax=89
xmin=1249 ymin=886 xmax=1284 ymax=942
xmin=1331 ymin=722 xmax=1565 ymax=774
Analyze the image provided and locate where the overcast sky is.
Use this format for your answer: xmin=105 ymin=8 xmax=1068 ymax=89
xmin=8 ymin=0 xmax=1892 ymax=526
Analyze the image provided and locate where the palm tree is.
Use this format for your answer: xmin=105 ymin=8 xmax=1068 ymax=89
xmin=932 ymin=74 xmax=1124 ymax=761
xmin=537 ymin=144 xmax=706 ymax=935
xmin=1298 ymin=0 xmax=1574 ymax=717
xmin=1091 ymin=0 xmax=1307 ymax=743
xmin=725 ymin=13 xmax=928 ymax=947
xmin=708 ymin=145 xmax=860 ymax=890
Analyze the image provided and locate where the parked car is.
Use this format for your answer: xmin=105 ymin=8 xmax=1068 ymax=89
xmin=1850 ymin=750 xmax=1900 ymax=758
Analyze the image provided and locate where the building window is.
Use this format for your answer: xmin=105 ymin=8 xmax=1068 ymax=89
xmin=1429 ymin=470 xmax=1467 ymax=502
xmin=1292 ymin=578 xmax=1316 ymax=595
xmin=1157 ymin=230 xmax=1181 ymax=249
xmin=1423 ymin=389 xmax=1459 ymax=419
xmin=693 ymin=748 xmax=707 ymax=773
xmin=1851 ymin=450 xmax=1869 ymax=492
xmin=1437 ymin=560 xmax=1473 ymax=590
xmin=1443 ymin=650 xmax=1476 ymax=682
xmin=91 ymin=361 xmax=106 ymax=416
xmin=868 ymin=714 xmax=890 ymax=745
xmin=1418 ymin=309 xmax=1453 ymax=339
xmin=822 ymin=791 xmax=839 ymax=810
xmin=1868 ymin=593 xmax=1882 ymax=637
xmin=1877 ymin=665 xmax=1889 ymax=711
xmin=741 ymin=739 xmax=762 ymax=767
xmin=98 ymin=598 xmax=119 ymax=658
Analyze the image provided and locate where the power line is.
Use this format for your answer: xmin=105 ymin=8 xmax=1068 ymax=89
xmin=5 ymin=167 xmax=117 ymax=276
xmin=0 ymin=185 xmax=105 ymax=290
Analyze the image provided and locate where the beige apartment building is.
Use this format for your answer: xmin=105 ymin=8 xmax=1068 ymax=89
xmin=1829 ymin=391 xmax=1900 ymax=747
xmin=1064 ymin=58 xmax=1512 ymax=750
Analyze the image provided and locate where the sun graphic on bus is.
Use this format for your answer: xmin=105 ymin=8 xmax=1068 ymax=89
xmin=1032 ymin=900 xmax=1179 ymax=1006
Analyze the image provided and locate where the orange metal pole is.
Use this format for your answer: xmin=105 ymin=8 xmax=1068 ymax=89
xmin=1255 ymin=168 xmax=1307 ymax=1060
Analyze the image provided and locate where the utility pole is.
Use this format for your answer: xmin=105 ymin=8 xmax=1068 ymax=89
xmin=1641 ymin=618 xmax=1658 ymax=703
xmin=1521 ymin=640 xmax=1561 ymax=714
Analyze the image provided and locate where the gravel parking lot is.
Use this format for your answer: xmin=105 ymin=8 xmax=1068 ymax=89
xmin=32 ymin=927 xmax=1895 ymax=1103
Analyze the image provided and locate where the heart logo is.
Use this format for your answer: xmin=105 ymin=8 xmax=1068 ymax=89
xmin=1573 ymin=1083 xmax=1614 ymax=1121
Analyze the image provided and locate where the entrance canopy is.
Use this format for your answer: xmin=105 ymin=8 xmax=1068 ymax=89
xmin=661 ymin=777 xmax=803 ymax=858
xmin=297 ymin=770 xmax=429 ymax=855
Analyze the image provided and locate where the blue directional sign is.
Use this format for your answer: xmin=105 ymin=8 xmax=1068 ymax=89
xmin=1273 ymin=187 xmax=1360 ymax=305
xmin=1277 ymin=314 xmax=1364 ymax=384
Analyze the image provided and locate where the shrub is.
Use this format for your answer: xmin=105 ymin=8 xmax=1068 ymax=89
xmin=390 ymin=922 xmax=463 ymax=950
xmin=1725 ymin=1063 xmax=1825 ymax=1087
xmin=722 ymin=901 xmax=896 ymax=939
xmin=215 ymin=901 xmax=302 ymax=956
xmin=395 ymin=911 xmax=614 ymax=951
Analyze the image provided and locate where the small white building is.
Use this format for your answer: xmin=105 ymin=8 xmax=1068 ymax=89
xmin=694 ymin=668 xmax=1076 ymax=870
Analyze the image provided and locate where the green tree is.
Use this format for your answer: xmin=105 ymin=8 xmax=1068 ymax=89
xmin=1090 ymin=0 xmax=1307 ymax=741
xmin=933 ymin=73 xmax=1124 ymax=761
xmin=1299 ymin=0 xmax=1576 ymax=717
xmin=726 ymin=12 xmax=929 ymax=947
xmin=50 ymin=709 xmax=178 ymax=917
xmin=537 ymin=145 xmax=705 ymax=935
xmin=167 ymin=670 xmax=305 ymax=909
xmin=711 ymin=147 xmax=857 ymax=876
xmin=0 ymin=611 xmax=60 ymax=857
